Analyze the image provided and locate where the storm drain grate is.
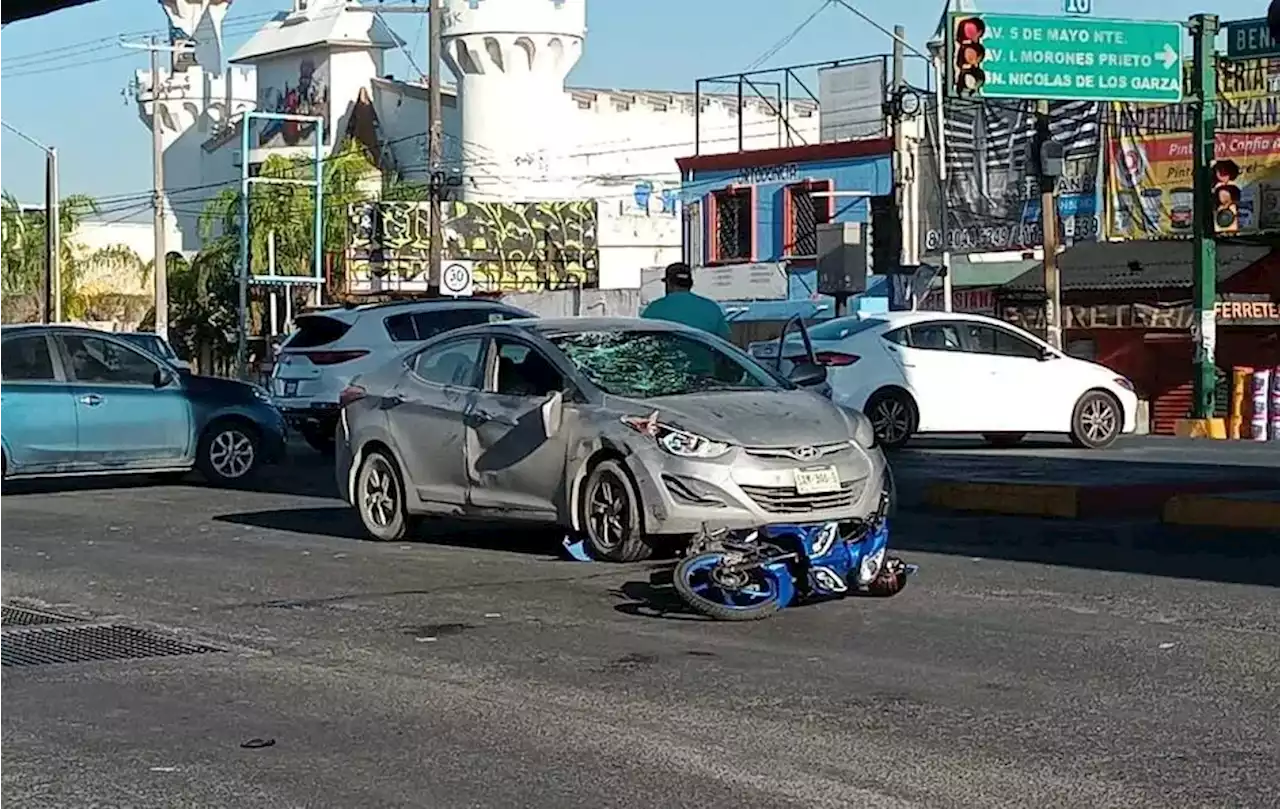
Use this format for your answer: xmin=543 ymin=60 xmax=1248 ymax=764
xmin=1 ymin=623 xmax=224 ymax=668
xmin=1 ymin=605 xmax=85 ymax=628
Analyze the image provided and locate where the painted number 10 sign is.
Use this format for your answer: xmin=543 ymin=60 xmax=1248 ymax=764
xmin=1064 ymin=0 xmax=1093 ymax=14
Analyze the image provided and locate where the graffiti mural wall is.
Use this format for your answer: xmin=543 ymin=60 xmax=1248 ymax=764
xmin=257 ymin=58 xmax=330 ymax=147
xmin=347 ymin=200 xmax=599 ymax=293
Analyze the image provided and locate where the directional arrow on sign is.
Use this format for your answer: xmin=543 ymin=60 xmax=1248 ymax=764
xmin=1156 ymin=43 xmax=1179 ymax=68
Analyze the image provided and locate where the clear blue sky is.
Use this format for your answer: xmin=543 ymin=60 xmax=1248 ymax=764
xmin=0 ymin=0 xmax=1249 ymax=207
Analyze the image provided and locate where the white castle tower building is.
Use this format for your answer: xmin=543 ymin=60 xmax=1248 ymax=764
xmin=440 ymin=0 xmax=586 ymax=202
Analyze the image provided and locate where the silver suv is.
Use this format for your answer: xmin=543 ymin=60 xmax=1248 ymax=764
xmin=271 ymin=299 xmax=533 ymax=452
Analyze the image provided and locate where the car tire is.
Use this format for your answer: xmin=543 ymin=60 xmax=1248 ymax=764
xmin=1069 ymin=390 xmax=1122 ymax=450
xmin=196 ymin=420 xmax=262 ymax=486
xmin=865 ymin=389 xmax=917 ymax=450
xmin=580 ymin=459 xmax=653 ymax=563
xmin=982 ymin=432 xmax=1026 ymax=448
xmin=355 ymin=450 xmax=414 ymax=542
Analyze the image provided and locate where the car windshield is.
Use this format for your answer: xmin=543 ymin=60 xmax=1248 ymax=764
xmin=548 ymin=330 xmax=784 ymax=398
xmin=119 ymin=333 xmax=173 ymax=360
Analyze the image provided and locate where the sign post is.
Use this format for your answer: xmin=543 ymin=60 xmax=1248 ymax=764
xmin=945 ymin=13 xmax=1184 ymax=103
xmin=1190 ymin=13 xmax=1219 ymax=422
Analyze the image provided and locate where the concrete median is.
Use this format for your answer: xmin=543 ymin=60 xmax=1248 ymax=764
xmin=1162 ymin=490 xmax=1280 ymax=532
xmin=923 ymin=479 xmax=1279 ymax=520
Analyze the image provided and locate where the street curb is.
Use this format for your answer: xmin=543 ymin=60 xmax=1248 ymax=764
xmin=923 ymin=479 xmax=1277 ymax=520
xmin=925 ymin=481 xmax=1080 ymax=518
xmin=1173 ymin=418 xmax=1227 ymax=439
xmin=1162 ymin=493 xmax=1280 ymax=531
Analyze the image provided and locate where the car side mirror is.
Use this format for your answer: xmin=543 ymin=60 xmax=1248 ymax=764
xmin=153 ymin=368 xmax=174 ymax=388
xmin=541 ymin=390 xmax=564 ymax=438
xmin=1039 ymin=348 xmax=1057 ymax=362
xmin=788 ymin=361 xmax=828 ymax=387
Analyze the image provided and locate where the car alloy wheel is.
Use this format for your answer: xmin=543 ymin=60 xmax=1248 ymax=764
xmin=579 ymin=459 xmax=653 ymax=562
xmin=361 ymin=455 xmax=400 ymax=530
xmin=589 ymin=471 xmax=629 ymax=551
xmin=1078 ymin=396 xmax=1118 ymax=447
xmin=870 ymin=396 xmax=912 ymax=446
xmin=208 ymin=429 xmax=255 ymax=480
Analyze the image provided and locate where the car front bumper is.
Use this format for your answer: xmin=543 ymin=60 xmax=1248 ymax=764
xmin=617 ymin=442 xmax=890 ymax=537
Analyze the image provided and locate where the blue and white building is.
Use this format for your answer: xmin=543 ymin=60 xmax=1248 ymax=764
xmin=676 ymin=138 xmax=894 ymax=324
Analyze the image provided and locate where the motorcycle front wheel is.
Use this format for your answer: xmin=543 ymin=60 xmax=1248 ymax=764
xmin=673 ymin=551 xmax=784 ymax=621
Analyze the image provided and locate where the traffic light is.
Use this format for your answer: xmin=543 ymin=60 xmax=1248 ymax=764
xmin=869 ymin=194 xmax=902 ymax=274
xmin=952 ymin=16 xmax=987 ymax=97
xmin=1211 ymin=158 xmax=1241 ymax=234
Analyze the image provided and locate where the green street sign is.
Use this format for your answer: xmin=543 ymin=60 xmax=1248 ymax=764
xmin=946 ymin=13 xmax=1185 ymax=103
xmin=1224 ymin=17 xmax=1280 ymax=59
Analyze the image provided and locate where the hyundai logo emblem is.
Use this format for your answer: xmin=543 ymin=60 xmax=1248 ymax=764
xmin=790 ymin=445 xmax=819 ymax=461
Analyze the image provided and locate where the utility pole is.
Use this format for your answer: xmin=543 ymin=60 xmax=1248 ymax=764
xmin=1036 ymin=99 xmax=1063 ymax=350
xmin=149 ymin=40 xmax=169 ymax=341
xmin=932 ymin=46 xmax=952 ymax=312
xmin=123 ymin=37 xmax=188 ymax=340
xmin=2 ymin=121 xmax=60 ymax=324
xmin=47 ymin=148 xmax=61 ymax=323
xmin=346 ymin=1 xmax=444 ymax=290
xmin=889 ymin=25 xmax=910 ymax=309
xmin=427 ymin=0 xmax=444 ymax=291
xmin=1189 ymin=13 xmax=1220 ymax=420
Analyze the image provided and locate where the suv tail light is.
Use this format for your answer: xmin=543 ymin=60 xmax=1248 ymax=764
xmin=814 ymin=351 xmax=860 ymax=367
xmin=301 ymin=349 xmax=370 ymax=366
xmin=339 ymin=385 xmax=368 ymax=407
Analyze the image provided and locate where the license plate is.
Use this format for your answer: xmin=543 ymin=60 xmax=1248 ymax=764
xmin=794 ymin=466 xmax=841 ymax=495
xmin=284 ymin=380 xmax=298 ymax=397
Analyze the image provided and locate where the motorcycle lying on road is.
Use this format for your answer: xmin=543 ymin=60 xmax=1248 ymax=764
xmin=672 ymin=503 xmax=915 ymax=621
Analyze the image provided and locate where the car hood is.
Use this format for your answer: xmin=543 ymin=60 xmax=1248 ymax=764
xmin=608 ymin=389 xmax=855 ymax=447
xmin=183 ymin=373 xmax=261 ymax=402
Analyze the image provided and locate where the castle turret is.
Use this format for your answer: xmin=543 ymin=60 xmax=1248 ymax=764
xmin=440 ymin=0 xmax=586 ymax=202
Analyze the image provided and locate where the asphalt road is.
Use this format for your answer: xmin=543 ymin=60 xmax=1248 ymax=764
xmin=3 ymin=453 xmax=1279 ymax=808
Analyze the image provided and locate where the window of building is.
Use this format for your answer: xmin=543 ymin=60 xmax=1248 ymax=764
xmin=709 ymin=187 xmax=753 ymax=264
xmin=783 ymin=180 xmax=833 ymax=257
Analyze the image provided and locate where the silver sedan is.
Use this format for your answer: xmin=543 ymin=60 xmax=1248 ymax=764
xmin=335 ymin=317 xmax=889 ymax=562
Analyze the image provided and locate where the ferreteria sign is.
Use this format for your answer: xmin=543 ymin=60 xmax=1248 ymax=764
xmin=948 ymin=13 xmax=1184 ymax=103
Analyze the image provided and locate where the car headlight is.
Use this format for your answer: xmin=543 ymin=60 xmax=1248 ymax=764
xmin=1113 ymin=376 xmax=1135 ymax=392
xmin=621 ymin=414 xmax=732 ymax=459
xmin=850 ymin=411 xmax=878 ymax=450
xmin=250 ymin=385 xmax=272 ymax=403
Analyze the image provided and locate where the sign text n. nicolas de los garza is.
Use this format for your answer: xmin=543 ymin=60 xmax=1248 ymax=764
xmin=963 ymin=14 xmax=1184 ymax=103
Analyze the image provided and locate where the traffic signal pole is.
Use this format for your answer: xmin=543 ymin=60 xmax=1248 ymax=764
xmin=1189 ymin=13 xmax=1219 ymax=421
xmin=1037 ymin=99 xmax=1063 ymax=351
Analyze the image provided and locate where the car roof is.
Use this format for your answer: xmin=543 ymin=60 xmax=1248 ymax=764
xmin=299 ymin=298 xmax=524 ymax=324
xmin=1 ymin=323 xmax=135 ymax=339
xmin=515 ymin=316 xmax=697 ymax=335
xmin=831 ymin=310 xmax=1013 ymax=329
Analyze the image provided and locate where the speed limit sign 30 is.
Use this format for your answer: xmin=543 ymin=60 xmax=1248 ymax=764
xmin=441 ymin=260 xmax=474 ymax=297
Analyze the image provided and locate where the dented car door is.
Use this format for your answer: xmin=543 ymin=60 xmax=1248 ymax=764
xmin=464 ymin=337 xmax=571 ymax=519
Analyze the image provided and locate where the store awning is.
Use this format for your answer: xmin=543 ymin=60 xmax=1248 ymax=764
xmin=2 ymin=0 xmax=97 ymax=24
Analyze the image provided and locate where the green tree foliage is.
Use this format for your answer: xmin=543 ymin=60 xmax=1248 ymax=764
xmin=1 ymin=192 xmax=152 ymax=323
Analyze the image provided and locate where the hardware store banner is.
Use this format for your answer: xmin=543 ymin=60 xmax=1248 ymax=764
xmin=1106 ymin=56 xmax=1280 ymax=238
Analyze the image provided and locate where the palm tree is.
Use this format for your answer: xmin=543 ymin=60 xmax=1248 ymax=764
xmin=1 ymin=191 xmax=108 ymax=322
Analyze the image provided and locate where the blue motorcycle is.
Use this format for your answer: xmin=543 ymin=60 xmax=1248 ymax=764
xmin=673 ymin=508 xmax=915 ymax=621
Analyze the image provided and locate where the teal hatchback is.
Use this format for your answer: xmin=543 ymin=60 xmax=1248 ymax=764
xmin=1 ymin=325 xmax=287 ymax=485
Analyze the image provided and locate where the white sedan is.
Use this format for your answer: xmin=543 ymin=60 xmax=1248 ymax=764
xmin=749 ymin=311 xmax=1138 ymax=449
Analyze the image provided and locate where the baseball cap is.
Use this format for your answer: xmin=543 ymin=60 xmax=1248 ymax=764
xmin=664 ymin=262 xmax=694 ymax=285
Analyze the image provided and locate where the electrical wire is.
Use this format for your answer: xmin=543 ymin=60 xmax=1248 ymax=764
xmin=743 ymin=0 xmax=832 ymax=72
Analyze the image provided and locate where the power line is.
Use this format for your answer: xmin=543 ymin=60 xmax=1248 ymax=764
xmin=743 ymin=0 xmax=832 ymax=72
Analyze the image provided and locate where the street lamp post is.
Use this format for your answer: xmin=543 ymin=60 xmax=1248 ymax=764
xmin=1 ymin=120 xmax=60 ymax=323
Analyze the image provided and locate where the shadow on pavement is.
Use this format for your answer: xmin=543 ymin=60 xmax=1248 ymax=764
xmin=610 ymin=568 xmax=708 ymax=622
xmin=213 ymin=506 xmax=568 ymax=558
xmin=890 ymin=513 xmax=1280 ymax=587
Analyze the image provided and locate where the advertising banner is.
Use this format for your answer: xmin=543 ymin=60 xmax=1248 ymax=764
xmin=1105 ymin=56 xmax=1280 ymax=238
xmin=920 ymin=97 xmax=1103 ymax=257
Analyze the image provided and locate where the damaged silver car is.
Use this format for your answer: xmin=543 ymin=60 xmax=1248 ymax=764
xmin=335 ymin=317 xmax=891 ymax=562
